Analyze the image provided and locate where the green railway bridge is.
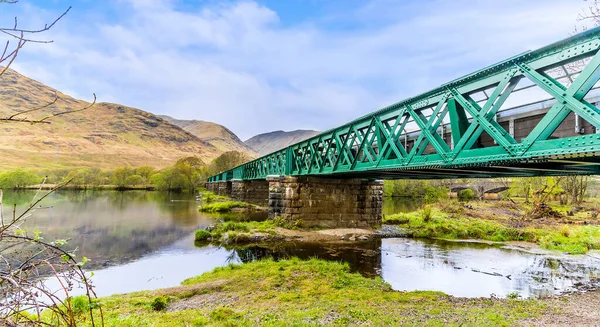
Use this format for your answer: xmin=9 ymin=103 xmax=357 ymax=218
xmin=207 ymin=28 xmax=600 ymax=228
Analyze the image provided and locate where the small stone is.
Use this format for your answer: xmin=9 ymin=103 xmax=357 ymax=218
xmin=349 ymin=236 xmax=356 ymax=241
xmin=358 ymin=235 xmax=369 ymax=241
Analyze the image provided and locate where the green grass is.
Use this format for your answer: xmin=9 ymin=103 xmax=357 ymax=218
xmin=194 ymin=229 xmax=212 ymax=242
xmin=199 ymin=189 xmax=230 ymax=203
xmin=72 ymin=258 xmax=548 ymax=326
xmin=199 ymin=200 xmax=254 ymax=213
xmin=384 ymin=209 xmax=600 ymax=254
xmin=195 ymin=220 xmax=279 ymax=244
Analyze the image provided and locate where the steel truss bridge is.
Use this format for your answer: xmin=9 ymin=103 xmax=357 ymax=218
xmin=209 ymin=27 xmax=600 ymax=182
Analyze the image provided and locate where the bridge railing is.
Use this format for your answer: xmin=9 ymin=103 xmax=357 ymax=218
xmin=209 ymin=26 xmax=600 ymax=182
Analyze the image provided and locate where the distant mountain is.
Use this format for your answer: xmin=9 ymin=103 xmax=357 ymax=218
xmin=0 ymin=68 xmax=222 ymax=170
xmin=245 ymin=130 xmax=320 ymax=156
xmin=160 ymin=116 xmax=257 ymax=157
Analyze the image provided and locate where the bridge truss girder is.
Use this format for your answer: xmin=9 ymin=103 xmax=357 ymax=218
xmin=209 ymin=27 xmax=600 ymax=182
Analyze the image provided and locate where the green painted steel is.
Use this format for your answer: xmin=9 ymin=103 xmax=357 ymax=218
xmin=208 ymin=27 xmax=600 ymax=183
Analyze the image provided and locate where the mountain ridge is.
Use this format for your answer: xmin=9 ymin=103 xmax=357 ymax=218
xmin=244 ymin=130 xmax=320 ymax=156
xmin=0 ymin=68 xmax=223 ymax=170
xmin=159 ymin=115 xmax=257 ymax=157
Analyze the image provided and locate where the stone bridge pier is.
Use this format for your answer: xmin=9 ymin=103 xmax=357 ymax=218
xmin=206 ymin=176 xmax=383 ymax=229
xmin=205 ymin=180 xmax=269 ymax=206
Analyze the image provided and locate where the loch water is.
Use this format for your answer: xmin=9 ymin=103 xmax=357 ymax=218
xmin=4 ymin=190 xmax=599 ymax=298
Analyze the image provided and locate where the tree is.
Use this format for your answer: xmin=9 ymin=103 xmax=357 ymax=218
xmin=0 ymin=169 xmax=39 ymax=189
xmin=209 ymin=151 xmax=251 ymax=174
xmin=111 ymin=167 xmax=134 ymax=188
xmin=150 ymin=167 xmax=186 ymax=191
xmin=135 ymin=166 xmax=156 ymax=184
xmin=125 ymin=174 xmax=144 ymax=187
xmin=578 ymin=0 xmax=600 ymax=28
xmin=175 ymin=156 xmax=207 ymax=191
xmin=561 ymin=176 xmax=589 ymax=205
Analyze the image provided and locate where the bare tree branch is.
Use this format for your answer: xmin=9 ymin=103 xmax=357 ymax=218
xmin=39 ymin=94 xmax=97 ymax=123
xmin=0 ymin=93 xmax=96 ymax=124
xmin=8 ymin=92 xmax=58 ymax=120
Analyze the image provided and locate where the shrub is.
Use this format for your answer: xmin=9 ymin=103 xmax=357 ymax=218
xmin=458 ymin=189 xmax=476 ymax=201
xmin=421 ymin=206 xmax=432 ymax=222
xmin=151 ymin=296 xmax=168 ymax=311
xmin=69 ymin=296 xmax=95 ymax=316
xmin=506 ymin=292 xmax=521 ymax=299
xmin=559 ymin=225 xmax=572 ymax=238
xmin=195 ymin=229 xmax=212 ymax=242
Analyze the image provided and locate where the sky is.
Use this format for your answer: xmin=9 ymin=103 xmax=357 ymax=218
xmin=0 ymin=0 xmax=593 ymax=140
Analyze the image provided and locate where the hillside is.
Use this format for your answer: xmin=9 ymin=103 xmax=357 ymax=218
xmin=160 ymin=116 xmax=257 ymax=157
xmin=0 ymin=68 xmax=221 ymax=170
xmin=245 ymin=130 xmax=320 ymax=156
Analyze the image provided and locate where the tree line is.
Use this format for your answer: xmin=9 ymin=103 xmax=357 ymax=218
xmin=0 ymin=151 xmax=251 ymax=192
xmin=383 ymin=176 xmax=595 ymax=205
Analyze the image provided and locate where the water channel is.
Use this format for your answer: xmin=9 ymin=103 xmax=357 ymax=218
xmin=4 ymin=190 xmax=600 ymax=299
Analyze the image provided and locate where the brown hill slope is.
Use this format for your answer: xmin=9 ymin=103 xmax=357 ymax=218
xmin=160 ymin=116 xmax=257 ymax=157
xmin=245 ymin=130 xmax=320 ymax=156
xmin=0 ymin=68 xmax=220 ymax=170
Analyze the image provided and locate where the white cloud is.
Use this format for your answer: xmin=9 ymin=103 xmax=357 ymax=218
xmin=2 ymin=0 xmax=588 ymax=139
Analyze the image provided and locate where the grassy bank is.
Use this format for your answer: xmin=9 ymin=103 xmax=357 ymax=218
xmin=198 ymin=190 xmax=264 ymax=214
xmin=195 ymin=220 xmax=279 ymax=244
xmin=71 ymin=258 xmax=548 ymax=326
xmin=199 ymin=200 xmax=255 ymax=213
xmin=384 ymin=202 xmax=600 ymax=254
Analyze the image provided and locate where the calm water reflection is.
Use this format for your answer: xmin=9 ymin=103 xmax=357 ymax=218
xmin=5 ymin=190 xmax=214 ymax=268
xmin=382 ymin=197 xmax=422 ymax=215
xmin=4 ymin=191 xmax=599 ymax=298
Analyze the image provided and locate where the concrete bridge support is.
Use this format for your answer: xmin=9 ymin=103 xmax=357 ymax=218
xmin=266 ymin=176 xmax=383 ymax=229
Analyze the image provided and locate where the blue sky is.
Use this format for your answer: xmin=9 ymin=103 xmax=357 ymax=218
xmin=0 ymin=0 xmax=592 ymax=139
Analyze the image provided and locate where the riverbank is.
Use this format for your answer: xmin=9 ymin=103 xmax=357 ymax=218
xmin=69 ymin=258 xmax=600 ymax=326
xmin=195 ymin=198 xmax=600 ymax=254
xmin=383 ymin=200 xmax=600 ymax=254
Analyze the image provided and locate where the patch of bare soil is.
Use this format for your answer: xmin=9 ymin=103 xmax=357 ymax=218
xmin=520 ymin=290 xmax=600 ymax=326
xmin=152 ymin=279 xmax=228 ymax=297
xmin=441 ymin=201 xmax=523 ymax=221
xmin=274 ymin=227 xmax=375 ymax=243
xmin=168 ymin=291 xmax=240 ymax=312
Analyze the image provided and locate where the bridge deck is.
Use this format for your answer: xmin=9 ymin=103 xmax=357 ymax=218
xmin=209 ymin=26 xmax=600 ymax=182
